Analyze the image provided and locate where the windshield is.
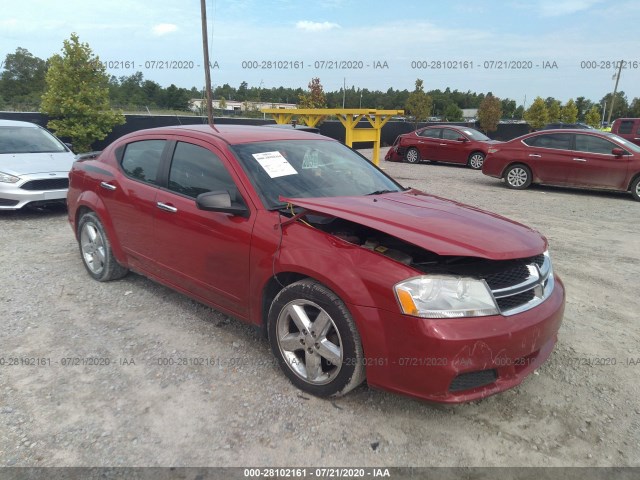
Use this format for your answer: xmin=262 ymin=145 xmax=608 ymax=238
xmin=461 ymin=128 xmax=490 ymax=141
xmin=0 ymin=126 xmax=67 ymax=154
xmin=231 ymin=139 xmax=404 ymax=209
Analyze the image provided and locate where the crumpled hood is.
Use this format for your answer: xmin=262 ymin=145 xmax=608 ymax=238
xmin=0 ymin=151 xmax=76 ymax=176
xmin=282 ymin=190 xmax=546 ymax=260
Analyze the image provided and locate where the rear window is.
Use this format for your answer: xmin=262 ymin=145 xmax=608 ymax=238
xmin=120 ymin=140 xmax=166 ymax=185
xmin=617 ymin=120 xmax=635 ymax=135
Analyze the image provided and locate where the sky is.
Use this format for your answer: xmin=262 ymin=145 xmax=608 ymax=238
xmin=2 ymin=0 xmax=639 ymax=106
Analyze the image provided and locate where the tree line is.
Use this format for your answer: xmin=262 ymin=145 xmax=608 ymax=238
xmin=3 ymin=46 xmax=640 ymax=122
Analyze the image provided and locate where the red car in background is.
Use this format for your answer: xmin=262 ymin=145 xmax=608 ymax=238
xmin=482 ymin=129 xmax=640 ymax=201
xmin=385 ymin=125 xmax=500 ymax=169
xmin=67 ymin=124 xmax=564 ymax=403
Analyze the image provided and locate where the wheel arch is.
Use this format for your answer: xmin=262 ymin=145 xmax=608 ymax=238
xmin=74 ymin=192 xmax=128 ymax=267
xmin=627 ymin=172 xmax=640 ymax=191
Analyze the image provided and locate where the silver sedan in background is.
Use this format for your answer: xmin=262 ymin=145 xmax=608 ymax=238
xmin=0 ymin=119 xmax=76 ymax=210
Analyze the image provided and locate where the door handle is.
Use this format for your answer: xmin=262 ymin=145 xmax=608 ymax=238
xmin=439 ymin=143 xmax=447 ymax=146
xmin=157 ymin=202 xmax=178 ymax=213
xmin=100 ymin=182 xmax=117 ymax=191
xmin=572 ymin=158 xmax=587 ymax=162
xmin=528 ymin=154 xmax=541 ymax=158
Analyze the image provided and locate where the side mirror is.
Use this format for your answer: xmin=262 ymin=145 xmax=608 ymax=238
xmin=611 ymin=148 xmax=626 ymax=157
xmin=196 ymin=190 xmax=249 ymax=218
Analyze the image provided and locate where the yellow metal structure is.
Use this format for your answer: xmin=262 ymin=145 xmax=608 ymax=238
xmin=261 ymin=109 xmax=404 ymax=165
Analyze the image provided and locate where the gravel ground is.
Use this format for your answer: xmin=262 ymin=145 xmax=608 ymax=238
xmin=0 ymin=147 xmax=639 ymax=468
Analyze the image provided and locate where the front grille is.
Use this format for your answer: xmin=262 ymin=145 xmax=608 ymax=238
xmin=0 ymin=198 xmax=19 ymax=206
xmin=496 ymin=289 xmax=535 ymax=311
xmin=20 ymin=178 xmax=69 ymax=191
xmin=484 ymin=264 xmax=530 ymax=290
xmin=450 ymin=369 xmax=498 ymax=392
xmin=482 ymin=252 xmax=553 ymax=316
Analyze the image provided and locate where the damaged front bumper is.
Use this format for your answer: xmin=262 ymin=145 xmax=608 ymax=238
xmin=348 ymin=275 xmax=565 ymax=403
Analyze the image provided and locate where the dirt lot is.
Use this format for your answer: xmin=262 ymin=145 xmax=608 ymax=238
xmin=1 ymin=147 xmax=639 ymax=468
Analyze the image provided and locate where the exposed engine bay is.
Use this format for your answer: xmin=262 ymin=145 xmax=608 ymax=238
xmin=285 ymin=209 xmax=543 ymax=279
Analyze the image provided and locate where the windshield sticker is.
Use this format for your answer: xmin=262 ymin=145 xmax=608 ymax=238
xmin=252 ymin=151 xmax=298 ymax=178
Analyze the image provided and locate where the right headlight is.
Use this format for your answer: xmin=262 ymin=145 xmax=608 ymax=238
xmin=0 ymin=172 xmax=20 ymax=184
xmin=394 ymin=275 xmax=499 ymax=318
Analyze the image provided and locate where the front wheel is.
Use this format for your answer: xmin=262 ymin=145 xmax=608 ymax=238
xmin=268 ymin=279 xmax=365 ymax=397
xmin=77 ymin=212 xmax=128 ymax=281
xmin=467 ymin=152 xmax=485 ymax=170
xmin=404 ymin=147 xmax=420 ymax=164
xmin=504 ymin=164 xmax=532 ymax=189
xmin=631 ymin=176 xmax=640 ymax=201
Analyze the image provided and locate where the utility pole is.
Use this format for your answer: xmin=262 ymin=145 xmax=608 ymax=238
xmin=606 ymin=60 xmax=624 ymax=126
xmin=200 ymin=0 xmax=215 ymax=127
xmin=342 ymin=78 xmax=346 ymax=108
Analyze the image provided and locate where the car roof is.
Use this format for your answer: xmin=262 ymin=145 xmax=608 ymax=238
xmin=0 ymin=119 xmax=41 ymax=128
xmin=119 ymin=123 xmax=330 ymax=145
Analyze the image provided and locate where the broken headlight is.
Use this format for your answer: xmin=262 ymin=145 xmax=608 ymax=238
xmin=394 ymin=276 xmax=499 ymax=318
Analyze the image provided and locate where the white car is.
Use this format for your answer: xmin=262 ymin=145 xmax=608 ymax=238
xmin=0 ymin=120 xmax=76 ymax=210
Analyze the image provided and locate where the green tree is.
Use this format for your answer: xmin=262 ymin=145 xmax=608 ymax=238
xmin=219 ymin=96 xmax=227 ymax=109
xmin=0 ymin=47 xmax=47 ymax=108
xmin=443 ymin=103 xmax=463 ymax=121
xmin=513 ymin=105 xmax=525 ymax=120
xmin=477 ymin=94 xmax=502 ymax=133
xmin=298 ymin=77 xmax=327 ymax=109
xmin=524 ymin=97 xmax=549 ymax=130
xmin=560 ymin=99 xmax=578 ymax=123
xmin=501 ymin=99 xmax=517 ymax=119
xmin=41 ymin=33 xmax=124 ymax=152
xmin=584 ymin=105 xmax=601 ymax=128
xmin=405 ymin=79 xmax=433 ymax=128
xmin=575 ymin=96 xmax=592 ymax=122
xmin=629 ymin=97 xmax=640 ymax=118
xmin=547 ymin=100 xmax=561 ymax=123
xmin=600 ymin=91 xmax=629 ymax=122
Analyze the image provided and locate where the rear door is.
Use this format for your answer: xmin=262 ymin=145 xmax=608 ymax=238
xmin=152 ymin=139 xmax=255 ymax=318
xmin=415 ymin=127 xmax=443 ymax=160
xmin=101 ymin=138 xmax=168 ymax=272
xmin=569 ymin=134 xmax=630 ymax=189
xmin=521 ymin=133 xmax=574 ymax=184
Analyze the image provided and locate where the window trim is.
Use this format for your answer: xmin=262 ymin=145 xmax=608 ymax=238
xmin=118 ymin=138 xmax=170 ymax=186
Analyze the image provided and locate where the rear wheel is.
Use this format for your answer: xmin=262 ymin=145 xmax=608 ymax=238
xmin=504 ymin=164 xmax=532 ymax=189
xmin=404 ymin=147 xmax=420 ymax=164
xmin=631 ymin=176 xmax=640 ymax=201
xmin=78 ymin=212 xmax=128 ymax=281
xmin=467 ymin=152 xmax=485 ymax=170
xmin=268 ymin=279 xmax=365 ymax=397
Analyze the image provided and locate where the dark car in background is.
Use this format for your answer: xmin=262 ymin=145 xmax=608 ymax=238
xmin=482 ymin=129 xmax=640 ymax=201
xmin=385 ymin=125 xmax=500 ymax=169
xmin=541 ymin=122 xmax=595 ymax=130
xmin=66 ymin=124 xmax=564 ymax=403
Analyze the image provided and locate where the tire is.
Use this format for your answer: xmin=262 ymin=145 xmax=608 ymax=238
xmin=77 ymin=212 xmax=128 ymax=282
xmin=631 ymin=177 xmax=640 ymax=202
xmin=268 ymin=279 xmax=365 ymax=397
xmin=404 ymin=147 xmax=420 ymax=164
xmin=504 ymin=164 xmax=532 ymax=190
xmin=467 ymin=152 xmax=485 ymax=170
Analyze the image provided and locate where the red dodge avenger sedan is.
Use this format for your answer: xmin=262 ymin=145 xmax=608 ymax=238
xmin=67 ymin=125 xmax=564 ymax=403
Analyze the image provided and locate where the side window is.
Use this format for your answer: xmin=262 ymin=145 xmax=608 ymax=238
xmin=442 ymin=129 xmax=461 ymax=140
xmin=418 ymin=128 xmax=441 ymax=138
xmin=523 ymin=133 xmax=572 ymax=150
xmin=121 ymin=140 xmax=166 ymax=185
xmin=575 ymin=135 xmax=619 ymax=155
xmin=618 ymin=120 xmax=633 ymax=134
xmin=168 ymin=142 xmax=237 ymax=199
